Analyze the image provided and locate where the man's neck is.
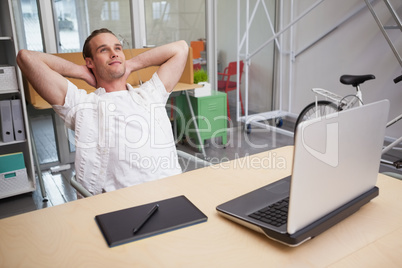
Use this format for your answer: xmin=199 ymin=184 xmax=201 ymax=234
xmin=97 ymin=79 xmax=127 ymax=92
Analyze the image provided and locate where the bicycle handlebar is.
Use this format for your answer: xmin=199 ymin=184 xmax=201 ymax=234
xmin=394 ymin=74 xmax=402 ymax=84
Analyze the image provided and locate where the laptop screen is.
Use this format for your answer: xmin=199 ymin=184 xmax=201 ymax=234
xmin=287 ymin=100 xmax=389 ymax=234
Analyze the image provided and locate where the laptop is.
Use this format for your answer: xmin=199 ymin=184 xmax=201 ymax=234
xmin=216 ymin=100 xmax=390 ymax=246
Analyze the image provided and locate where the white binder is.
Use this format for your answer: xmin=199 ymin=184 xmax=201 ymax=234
xmin=10 ymin=99 xmax=26 ymax=141
xmin=0 ymin=100 xmax=14 ymax=143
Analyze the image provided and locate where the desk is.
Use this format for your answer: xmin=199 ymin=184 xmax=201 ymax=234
xmin=1 ymin=146 xmax=402 ymax=267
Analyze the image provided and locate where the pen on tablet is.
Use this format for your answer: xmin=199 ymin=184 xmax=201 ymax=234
xmin=133 ymin=204 xmax=159 ymax=235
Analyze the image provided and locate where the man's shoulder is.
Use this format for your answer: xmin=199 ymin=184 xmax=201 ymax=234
xmin=67 ymin=79 xmax=104 ymax=96
xmin=60 ymin=79 xmax=103 ymax=107
xmin=140 ymin=73 xmax=168 ymax=95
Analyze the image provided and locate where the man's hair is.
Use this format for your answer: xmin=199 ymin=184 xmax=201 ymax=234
xmin=82 ymin=28 xmax=116 ymax=59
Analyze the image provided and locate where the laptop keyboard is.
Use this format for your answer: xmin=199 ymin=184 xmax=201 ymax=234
xmin=248 ymin=197 xmax=289 ymax=227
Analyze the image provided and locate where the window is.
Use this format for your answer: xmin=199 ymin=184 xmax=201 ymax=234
xmin=54 ymin=0 xmax=80 ymax=53
xmin=110 ymin=1 xmax=120 ymax=21
xmin=102 ymin=1 xmax=121 ymax=21
xmin=54 ymin=0 xmax=132 ymax=53
xmin=144 ymin=0 xmax=205 ymax=47
xmin=12 ymin=0 xmax=44 ymax=51
xmin=152 ymin=1 xmax=170 ymax=21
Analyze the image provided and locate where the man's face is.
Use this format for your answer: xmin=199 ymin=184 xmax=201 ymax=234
xmin=86 ymin=33 xmax=126 ymax=82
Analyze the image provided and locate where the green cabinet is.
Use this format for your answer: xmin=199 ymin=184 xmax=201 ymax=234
xmin=175 ymin=91 xmax=227 ymax=150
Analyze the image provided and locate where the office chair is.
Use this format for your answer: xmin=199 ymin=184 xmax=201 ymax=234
xmin=69 ymin=153 xmax=211 ymax=199
xmin=70 ymin=175 xmax=93 ymax=198
xmin=193 ymin=63 xmax=202 ymax=71
xmin=217 ymin=60 xmax=245 ymax=120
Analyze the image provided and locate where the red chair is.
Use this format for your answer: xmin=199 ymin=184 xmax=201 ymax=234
xmin=217 ymin=60 xmax=245 ymax=120
xmin=193 ymin=63 xmax=202 ymax=71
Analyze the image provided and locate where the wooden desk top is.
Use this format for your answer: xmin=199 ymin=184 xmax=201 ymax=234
xmin=0 ymin=146 xmax=401 ymax=267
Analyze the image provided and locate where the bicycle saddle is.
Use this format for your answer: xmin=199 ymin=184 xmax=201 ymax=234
xmin=340 ymin=74 xmax=375 ymax=87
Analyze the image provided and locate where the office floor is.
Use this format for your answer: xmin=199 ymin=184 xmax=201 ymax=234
xmin=0 ymin=91 xmax=401 ymax=219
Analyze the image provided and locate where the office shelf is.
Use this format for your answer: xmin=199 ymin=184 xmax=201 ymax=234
xmin=0 ymin=0 xmax=35 ymax=199
xmin=0 ymin=139 xmax=27 ymax=147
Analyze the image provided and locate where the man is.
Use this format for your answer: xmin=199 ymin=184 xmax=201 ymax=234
xmin=17 ymin=28 xmax=188 ymax=196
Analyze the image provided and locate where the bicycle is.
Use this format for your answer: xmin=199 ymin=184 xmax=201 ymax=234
xmin=294 ymin=74 xmax=402 ymax=169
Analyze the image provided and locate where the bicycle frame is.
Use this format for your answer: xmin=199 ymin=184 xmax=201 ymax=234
xmin=302 ymin=74 xmax=402 ymax=169
xmin=383 ymin=113 xmax=402 ymax=155
xmin=311 ymin=86 xmax=363 ymax=110
xmin=311 ymin=86 xmax=401 ymax=156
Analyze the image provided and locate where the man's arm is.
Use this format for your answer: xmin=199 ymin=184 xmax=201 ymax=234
xmin=16 ymin=50 xmax=96 ymax=106
xmin=125 ymin=40 xmax=188 ymax=92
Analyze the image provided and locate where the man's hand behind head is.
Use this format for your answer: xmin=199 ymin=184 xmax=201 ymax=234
xmin=80 ymin=65 xmax=97 ymax=88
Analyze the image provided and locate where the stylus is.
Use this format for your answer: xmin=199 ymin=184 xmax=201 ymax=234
xmin=133 ymin=204 xmax=159 ymax=235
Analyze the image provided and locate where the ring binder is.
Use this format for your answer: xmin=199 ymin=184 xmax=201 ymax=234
xmin=0 ymin=100 xmax=14 ymax=142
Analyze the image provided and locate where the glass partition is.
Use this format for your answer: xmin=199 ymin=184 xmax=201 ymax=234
xmin=54 ymin=0 xmax=133 ymax=53
xmin=11 ymin=0 xmax=44 ymax=51
xmin=144 ymin=0 xmax=207 ymax=70
xmin=144 ymin=0 xmax=206 ymax=46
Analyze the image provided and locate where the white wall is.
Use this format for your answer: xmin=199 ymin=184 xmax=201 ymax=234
xmin=287 ymin=0 xmax=402 ymax=139
xmin=218 ymin=0 xmax=402 ymax=139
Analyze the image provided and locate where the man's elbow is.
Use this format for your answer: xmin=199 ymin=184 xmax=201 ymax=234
xmin=178 ymin=40 xmax=189 ymax=50
xmin=16 ymin=49 xmax=29 ymax=69
xmin=177 ymin=40 xmax=189 ymax=57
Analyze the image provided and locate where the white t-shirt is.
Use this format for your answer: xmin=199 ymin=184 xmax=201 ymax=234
xmin=53 ymin=73 xmax=182 ymax=195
